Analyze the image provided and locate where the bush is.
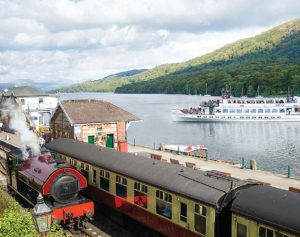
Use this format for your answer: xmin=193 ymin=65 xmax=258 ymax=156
xmin=0 ymin=189 xmax=71 ymax=237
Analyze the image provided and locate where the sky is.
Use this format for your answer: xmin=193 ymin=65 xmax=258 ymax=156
xmin=0 ymin=0 xmax=299 ymax=85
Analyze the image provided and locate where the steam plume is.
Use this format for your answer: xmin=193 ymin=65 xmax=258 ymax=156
xmin=1 ymin=98 xmax=40 ymax=156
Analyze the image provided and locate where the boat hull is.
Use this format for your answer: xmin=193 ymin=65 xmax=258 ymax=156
xmin=172 ymin=111 xmax=300 ymax=122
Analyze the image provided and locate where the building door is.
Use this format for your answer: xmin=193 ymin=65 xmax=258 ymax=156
xmin=88 ymin=135 xmax=95 ymax=144
xmin=106 ymin=134 xmax=114 ymax=148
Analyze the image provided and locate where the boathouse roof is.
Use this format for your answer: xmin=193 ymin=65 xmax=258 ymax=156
xmin=57 ymin=99 xmax=140 ymax=125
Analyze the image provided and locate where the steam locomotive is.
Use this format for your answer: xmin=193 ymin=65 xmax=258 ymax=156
xmin=6 ymin=147 xmax=94 ymax=226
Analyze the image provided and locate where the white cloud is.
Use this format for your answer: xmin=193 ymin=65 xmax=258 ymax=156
xmin=0 ymin=0 xmax=299 ymax=84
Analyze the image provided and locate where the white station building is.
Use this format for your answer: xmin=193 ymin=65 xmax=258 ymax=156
xmin=2 ymin=86 xmax=58 ymax=129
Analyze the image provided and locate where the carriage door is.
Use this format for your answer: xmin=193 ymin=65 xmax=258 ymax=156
xmin=236 ymin=223 xmax=247 ymax=237
xmin=7 ymin=157 xmax=17 ymax=190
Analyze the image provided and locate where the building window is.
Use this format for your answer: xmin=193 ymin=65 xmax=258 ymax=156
xmin=134 ymin=182 xmax=148 ymax=208
xmin=100 ymin=169 xmax=110 ymax=192
xmin=39 ymin=98 xmax=43 ymax=103
xmin=194 ymin=203 xmax=206 ymax=235
xmin=20 ymin=99 xmax=25 ymax=105
xmin=237 ymin=223 xmax=247 ymax=237
xmin=156 ymin=190 xmax=172 ymax=219
xmin=116 ymin=175 xmax=127 ymax=198
xmin=97 ymin=128 xmax=103 ymax=135
xmin=180 ymin=202 xmax=187 ymax=222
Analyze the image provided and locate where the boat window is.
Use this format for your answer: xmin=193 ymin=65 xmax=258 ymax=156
xmin=194 ymin=204 xmax=206 ymax=235
xmin=250 ymin=109 xmax=256 ymax=113
xmin=134 ymin=182 xmax=148 ymax=209
xmin=244 ymin=109 xmax=249 ymax=113
xmin=216 ymin=109 xmax=221 ymax=113
xmin=156 ymin=190 xmax=172 ymax=219
xmin=265 ymin=109 xmax=270 ymax=113
xmin=266 ymin=99 xmax=274 ymax=104
xmin=272 ymin=109 xmax=278 ymax=113
xmin=295 ymin=108 xmax=300 ymax=112
xmin=236 ymin=109 xmax=242 ymax=113
xmin=100 ymin=169 xmax=110 ymax=192
xmin=223 ymin=109 xmax=228 ymax=113
xmin=230 ymin=109 xmax=235 ymax=113
xmin=279 ymin=109 xmax=285 ymax=113
xmin=237 ymin=223 xmax=247 ymax=237
xmin=258 ymin=109 xmax=263 ymax=113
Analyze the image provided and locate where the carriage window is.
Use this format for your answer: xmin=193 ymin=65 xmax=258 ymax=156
xmin=92 ymin=169 xmax=97 ymax=184
xmin=259 ymin=226 xmax=277 ymax=237
xmin=237 ymin=223 xmax=247 ymax=237
xmin=180 ymin=202 xmax=187 ymax=222
xmin=134 ymin=182 xmax=148 ymax=208
xmin=116 ymin=175 xmax=127 ymax=198
xmin=194 ymin=204 xmax=206 ymax=235
xmin=156 ymin=190 xmax=172 ymax=219
xmin=99 ymin=169 xmax=110 ymax=192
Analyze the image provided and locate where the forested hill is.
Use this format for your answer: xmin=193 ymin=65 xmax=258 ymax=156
xmin=115 ymin=19 xmax=300 ymax=96
xmin=51 ymin=69 xmax=147 ymax=93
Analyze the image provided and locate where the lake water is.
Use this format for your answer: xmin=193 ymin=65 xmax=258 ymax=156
xmin=58 ymin=93 xmax=300 ymax=176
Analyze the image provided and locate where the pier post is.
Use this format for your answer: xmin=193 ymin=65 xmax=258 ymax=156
xmin=288 ymin=165 xmax=291 ymax=178
xmin=241 ymin=158 xmax=245 ymax=169
xmin=134 ymin=138 xmax=135 ymax=146
xmin=154 ymin=143 xmax=155 ymax=150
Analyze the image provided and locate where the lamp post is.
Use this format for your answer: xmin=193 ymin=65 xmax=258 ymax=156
xmin=31 ymin=193 xmax=52 ymax=234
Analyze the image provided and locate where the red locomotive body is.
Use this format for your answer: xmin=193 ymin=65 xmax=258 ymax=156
xmin=7 ymin=149 xmax=94 ymax=224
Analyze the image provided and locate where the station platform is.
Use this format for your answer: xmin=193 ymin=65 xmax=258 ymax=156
xmin=128 ymin=144 xmax=300 ymax=191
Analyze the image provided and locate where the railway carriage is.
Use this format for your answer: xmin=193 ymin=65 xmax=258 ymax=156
xmin=231 ymin=185 xmax=300 ymax=237
xmin=46 ymin=138 xmax=255 ymax=237
xmin=46 ymin=138 xmax=300 ymax=237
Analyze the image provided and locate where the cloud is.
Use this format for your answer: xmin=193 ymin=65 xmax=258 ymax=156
xmin=0 ymin=0 xmax=299 ymax=84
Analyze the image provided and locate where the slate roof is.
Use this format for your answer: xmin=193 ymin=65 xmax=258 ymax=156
xmin=58 ymin=99 xmax=140 ymax=125
xmin=46 ymin=138 xmax=249 ymax=208
xmin=2 ymin=86 xmax=48 ymax=97
xmin=231 ymin=185 xmax=300 ymax=235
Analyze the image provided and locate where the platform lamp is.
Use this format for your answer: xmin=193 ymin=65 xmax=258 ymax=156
xmin=31 ymin=193 xmax=52 ymax=234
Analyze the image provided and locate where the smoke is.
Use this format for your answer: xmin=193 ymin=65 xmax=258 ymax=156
xmin=1 ymin=98 xmax=40 ymax=156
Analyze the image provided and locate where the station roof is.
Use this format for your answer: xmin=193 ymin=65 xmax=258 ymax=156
xmin=47 ymin=138 xmax=249 ymax=208
xmin=231 ymin=185 xmax=300 ymax=235
xmin=1 ymin=86 xmax=49 ymax=97
xmin=57 ymin=99 xmax=140 ymax=125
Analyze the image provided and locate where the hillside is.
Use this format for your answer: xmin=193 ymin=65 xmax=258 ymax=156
xmin=52 ymin=69 xmax=147 ymax=93
xmin=116 ymin=19 xmax=300 ymax=96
